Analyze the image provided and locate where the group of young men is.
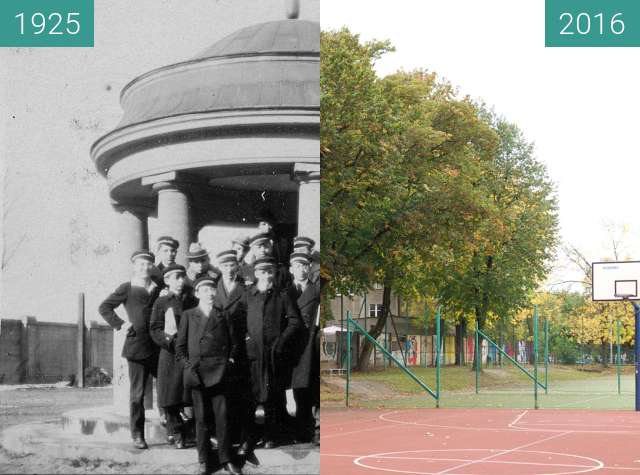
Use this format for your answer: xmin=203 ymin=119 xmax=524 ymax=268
xmin=98 ymin=219 xmax=320 ymax=475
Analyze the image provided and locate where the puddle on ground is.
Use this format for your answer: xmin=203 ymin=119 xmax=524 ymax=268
xmin=56 ymin=411 xmax=316 ymax=459
xmin=59 ymin=415 xmax=167 ymax=444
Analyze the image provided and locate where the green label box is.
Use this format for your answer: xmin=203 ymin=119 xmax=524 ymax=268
xmin=546 ymin=0 xmax=640 ymax=47
xmin=0 ymin=0 xmax=93 ymax=47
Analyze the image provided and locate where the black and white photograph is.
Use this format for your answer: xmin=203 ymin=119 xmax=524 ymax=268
xmin=0 ymin=1 xmax=319 ymax=474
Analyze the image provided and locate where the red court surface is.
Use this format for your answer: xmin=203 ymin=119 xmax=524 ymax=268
xmin=321 ymin=408 xmax=640 ymax=474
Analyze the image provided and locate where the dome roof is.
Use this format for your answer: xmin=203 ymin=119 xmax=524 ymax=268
xmin=113 ymin=18 xmax=319 ymax=129
xmin=193 ymin=19 xmax=319 ymax=59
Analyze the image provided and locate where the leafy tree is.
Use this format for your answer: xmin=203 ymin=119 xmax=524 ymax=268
xmin=321 ymin=29 xmax=499 ymax=370
xmin=439 ymin=114 xmax=560 ymax=365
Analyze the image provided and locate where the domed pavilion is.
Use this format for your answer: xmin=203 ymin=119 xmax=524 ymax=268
xmin=90 ymin=3 xmax=319 ymax=409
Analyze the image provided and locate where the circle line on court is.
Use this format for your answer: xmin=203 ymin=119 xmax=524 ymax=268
xmin=352 ymin=449 xmax=604 ymax=475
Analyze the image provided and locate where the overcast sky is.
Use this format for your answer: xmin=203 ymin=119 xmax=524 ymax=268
xmin=322 ymin=0 xmax=640 ymax=290
xmin=0 ymin=0 xmax=319 ymax=323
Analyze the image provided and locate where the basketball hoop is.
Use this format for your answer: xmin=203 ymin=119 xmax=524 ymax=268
xmin=592 ymin=262 xmax=640 ymax=301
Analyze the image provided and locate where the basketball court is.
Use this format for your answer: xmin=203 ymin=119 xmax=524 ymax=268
xmin=321 ymin=261 xmax=640 ymax=473
xmin=321 ymin=407 xmax=640 ymax=474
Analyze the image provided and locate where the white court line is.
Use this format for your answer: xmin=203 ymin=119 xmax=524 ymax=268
xmin=517 ymin=421 xmax=639 ymax=428
xmin=327 ymin=453 xmax=598 ymax=469
xmin=379 ymin=409 xmax=640 ymax=435
xmin=509 ymin=410 xmax=528 ymax=427
xmin=435 ymin=432 xmax=572 ymax=474
xmin=550 ymin=394 xmax=612 ymax=409
xmin=349 ymin=448 xmax=604 ymax=475
xmin=323 ymin=410 xmax=492 ymax=439
xmin=321 ymin=423 xmax=401 ymax=439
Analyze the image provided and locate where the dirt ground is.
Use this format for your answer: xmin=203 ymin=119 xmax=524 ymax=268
xmin=0 ymin=385 xmax=318 ymax=474
xmin=0 ymin=385 xmax=112 ymax=430
xmin=0 ymin=386 xmax=114 ymax=473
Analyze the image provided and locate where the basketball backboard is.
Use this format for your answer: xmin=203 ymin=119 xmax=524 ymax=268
xmin=592 ymin=261 xmax=640 ymax=301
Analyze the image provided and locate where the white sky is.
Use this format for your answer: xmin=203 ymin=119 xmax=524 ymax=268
xmin=0 ymin=0 xmax=319 ymax=323
xmin=322 ymin=0 xmax=640 ymax=291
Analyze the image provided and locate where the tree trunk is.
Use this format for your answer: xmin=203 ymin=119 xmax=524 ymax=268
xmin=601 ymin=340 xmax=608 ymax=368
xmin=472 ymin=255 xmax=493 ymax=370
xmin=356 ymin=284 xmax=392 ymax=371
xmin=526 ymin=314 xmax=534 ymax=365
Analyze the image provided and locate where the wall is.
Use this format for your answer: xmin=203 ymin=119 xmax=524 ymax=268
xmin=0 ymin=317 xmax=113 ymax=384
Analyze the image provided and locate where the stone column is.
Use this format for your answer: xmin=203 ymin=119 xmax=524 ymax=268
xmin=111 ymin=203 xmax=149 ymax=413
xmin=152 ymin=181 xmax=191 ymax=265
xmin=293 ymin=163 xmax=320 ymax=246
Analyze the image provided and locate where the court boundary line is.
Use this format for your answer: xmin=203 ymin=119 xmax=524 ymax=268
xmin=509 ymin=410 xmax=528 ymax=427
xmin=321 ymin=451 xmax=640 ymax=472
xmin=378 ymin=409 xmax=640 ymax=435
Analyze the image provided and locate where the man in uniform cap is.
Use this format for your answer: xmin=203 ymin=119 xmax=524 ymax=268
xmin=176 ymin=275 xmax=243 ymax=475
xmin=256 ymin=208 xmax=286 ymax=264
xmin=185 ymin=243 xmax=221 ymax=289
xmin=292 ymin=236 xmax=320 ymax=283
xmin=288 ymin=252 xmax=320 ymax=444
xmin=243 ymin=256 xmax=302 ymax=448
xmin=214 ymin=250 xmax=255 ymax=460
xmin=232 ymin=236 xmax=253 ymax=285
xmin=99 ymin=250 xmax=162 ymax=449
xmin=151 ymin=236 xmax=180 ymax=281
xmin=247 ymin=233 xmax=290 ymax=289
xmin=150 ymin=264 xmax=198 ymax=449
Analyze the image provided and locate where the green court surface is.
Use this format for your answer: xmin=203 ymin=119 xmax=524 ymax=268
xmin=323 ymin=365 xmax=636 ymax=411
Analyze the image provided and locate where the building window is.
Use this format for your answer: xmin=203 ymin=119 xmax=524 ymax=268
xmin=369 ymin=304 xmax=384 ymax=318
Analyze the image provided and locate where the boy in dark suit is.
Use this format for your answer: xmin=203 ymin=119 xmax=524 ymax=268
xmin=150 ymin=264 xmax=197 ymax=448
xmin=98 ymin=250 xmax=161 ymax=449
xmin=214 ymin=249 xmax=255 ymax=458
xmin=288 ymin=252 xmax=320 ymax=444
xmin=176 ymin=276 xmax=243 ymax=475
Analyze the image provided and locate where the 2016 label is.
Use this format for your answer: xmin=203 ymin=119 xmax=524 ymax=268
xmin=559 ymin=12 xmax=624 ymax=36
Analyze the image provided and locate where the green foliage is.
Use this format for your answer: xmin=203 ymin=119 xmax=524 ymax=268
xmin=439 ymin=113 xmax=559 ymax=329
xmin=321 ymin=29 xmax=559 ymax=371
xmin=321 ymin=29 xmax=499 ymax=301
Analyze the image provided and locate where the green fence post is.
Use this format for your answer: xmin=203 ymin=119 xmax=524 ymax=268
xmin=534 ymin=305 xmax=539 ymax=410
xmin=475 ymin=319 xmax=479 ymax=394
xmin=544 ymin=318 xmax=549 ymax=395
xmin=346 ymin=311 xmax=352 ymax=408
xmin=363 ymin=293 xmax=367 ymax=368
xmin=384 ymin=314 xmax=388 ymax=369
xmin=423 ymin=307 xmax=429 ymax=368
xmin=436 ymin=306 xmax=441 ymax=408
xmin=340 ymin=295 xmax=344 ymax=368
xmin=617 ymin=318 xmax=621 ymax=395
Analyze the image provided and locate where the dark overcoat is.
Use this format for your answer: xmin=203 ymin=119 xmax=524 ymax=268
xmin=244 ymin=286 xmax=302 ymax=402
xmin=149 ymin=292 xmax=197 ymax=407
xmin=290 ymin=280 xmax=320 ymax=389
xmin=98 ymin=281 xmax=161 ymax=361
xmin=214 ymin=277 xmax=248 ymax=367
xmin=175 ymin=305 xmax=239 ymax=389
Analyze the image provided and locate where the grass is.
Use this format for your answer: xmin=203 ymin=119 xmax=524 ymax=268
xmin=322 ymin=363 xmax=636 ymax=410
